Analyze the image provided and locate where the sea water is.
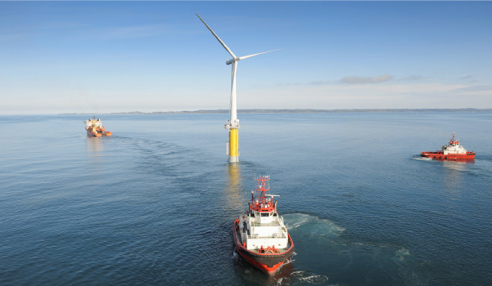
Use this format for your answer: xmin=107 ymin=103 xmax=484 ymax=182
xmin=0 ymin=113 xmax=491 ymax=285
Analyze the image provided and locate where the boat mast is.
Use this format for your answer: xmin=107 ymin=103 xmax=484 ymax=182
xmin=252 ymin=175 xmax=272 ymax=210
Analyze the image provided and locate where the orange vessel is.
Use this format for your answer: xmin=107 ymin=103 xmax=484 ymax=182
xmin=84 ymin=117 xmax=112 ymax=137
xmin=421 ymin=132 xmax=475 ymax=160
xmin=233 ymin=176 xmax=294 ymax=274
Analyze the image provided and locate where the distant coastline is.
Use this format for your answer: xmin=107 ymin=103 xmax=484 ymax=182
xmin=60 ymin=108 xmax=492 ymax=115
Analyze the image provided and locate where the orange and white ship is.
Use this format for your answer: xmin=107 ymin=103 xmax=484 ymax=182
xmin=421 ymin=132 xmax=475 ymax=160
xmin=84 ymin=117 xmax=112 ymax=137
xmin=233 ymin=175 xmax=294 ymax=275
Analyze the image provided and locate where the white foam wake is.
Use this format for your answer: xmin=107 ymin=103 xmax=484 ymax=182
xmin=291 ymin=270 xmax=330 ymax=284
xmin=412 ymin=157 xmax=433 ymax=161
xmin=283 ymin=213 xmax=345 ymax=237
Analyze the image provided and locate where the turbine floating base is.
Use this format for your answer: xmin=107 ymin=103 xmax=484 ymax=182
xmin=228 ymin=128 xmax=239 ymax=163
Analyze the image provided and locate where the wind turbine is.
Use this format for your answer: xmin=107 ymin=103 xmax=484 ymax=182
xmin=197 ymin=14 xmax=277 ymax=163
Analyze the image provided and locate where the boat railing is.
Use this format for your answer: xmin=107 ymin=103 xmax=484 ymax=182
xmin=247 ymin=232 xmax=286 ymax=239
xmin=250 ymin=220 xmax=281 ymax=227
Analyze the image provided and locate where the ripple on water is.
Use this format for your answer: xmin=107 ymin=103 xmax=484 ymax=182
xmin=279 ymin=213 xmax=423 ymax=286
xmin=284 ymin=213 xmax=345 ymax=235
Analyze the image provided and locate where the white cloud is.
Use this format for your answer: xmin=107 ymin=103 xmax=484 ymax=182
xmin=339 ymin=74 xmax=393 ymax=84
xmin=398 ymin=75 xmax=430 ymax=81
xmin=459 ymin=75 xmax=475 ymax=81
xmin=241 ymin=81 xmax=484 ymax=110
xmin=450 ymin=85 xmax=492 ymax=96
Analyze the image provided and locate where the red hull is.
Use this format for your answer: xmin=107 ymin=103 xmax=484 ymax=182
xmin=86 ymin=129 xmax=112 ymax=137
xmin=421 ymin=151 xmax=475 ymax=160
xmin=233 ymin=219 xmax=294 ymax=275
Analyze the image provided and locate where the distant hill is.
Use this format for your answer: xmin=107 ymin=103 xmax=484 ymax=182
xmin=61 ymin=108 xmax=492 ymax=115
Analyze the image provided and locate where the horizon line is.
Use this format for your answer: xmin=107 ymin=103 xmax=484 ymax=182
xmin=51 ymin=108 xmax=492 ymax=116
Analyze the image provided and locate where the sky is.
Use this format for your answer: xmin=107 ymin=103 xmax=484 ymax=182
xmin=1 ymin=1 xmax=491 ymax=114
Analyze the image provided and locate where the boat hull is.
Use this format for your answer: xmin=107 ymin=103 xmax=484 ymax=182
xmin=86 ymin=129 xmax=112 ymax=137
xmin=233 ymin=219 xmax=294 ymax=275
xmin=421 ymin=151 xmax=475 ymax=160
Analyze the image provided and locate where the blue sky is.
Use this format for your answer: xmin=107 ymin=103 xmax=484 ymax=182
xmin=1 ymin=2 xmax=491 ymax=114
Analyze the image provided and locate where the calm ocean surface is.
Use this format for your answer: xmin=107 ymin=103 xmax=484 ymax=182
xmin=1 ymin=113 xmax=491 ymax=286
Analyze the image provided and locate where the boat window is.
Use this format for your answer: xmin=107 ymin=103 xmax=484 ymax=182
xmin=261 ymin=213 xmax=269 ymax=217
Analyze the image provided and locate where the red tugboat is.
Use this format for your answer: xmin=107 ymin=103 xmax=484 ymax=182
xmin=233 ymin=175 xmax=294 ymax=275
xmin=421 ymin=132 xmax=475 ymax=160
xmin=84 ymin=117 xmax=112 ymax=137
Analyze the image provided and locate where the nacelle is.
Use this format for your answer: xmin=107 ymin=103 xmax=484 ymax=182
xmin=226 ymin=58 xmax=239 ymax=65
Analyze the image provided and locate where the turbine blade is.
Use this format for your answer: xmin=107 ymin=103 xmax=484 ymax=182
xmin=238 ymin=49 xmax=280 ymax=61
xmin=196 ymin=14 xmax=236 ymax=58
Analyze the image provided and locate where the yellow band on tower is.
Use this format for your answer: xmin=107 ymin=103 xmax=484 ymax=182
xmin=229 ymin=129 xmax=239 ymax=157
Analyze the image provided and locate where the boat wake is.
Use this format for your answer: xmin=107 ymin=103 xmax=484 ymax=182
xmin=412 ymin=156 xmax=434 ymax=162
xmin=279 ymin=213 xmax=424 ymax=285
xmin=282 ymin=255 xmax=295 ymax=266
xmin=290 ymin=271 xmax=330 ymax=284
xmin=395 ymin=247 xmax=410 ymax=261
xmin=283 ymin=213 xmax=345 ymax=237
xmin=271 ymin=269 xmax=330 ymax=286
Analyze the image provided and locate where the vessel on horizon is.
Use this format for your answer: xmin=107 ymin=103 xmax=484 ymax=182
xmin=233 ymin=175 xmax=294 ymax=274
xmin=421 ymin=132 xmax=475 ymax=160
xmin=84 ymin=117 xmax=112 ymax=137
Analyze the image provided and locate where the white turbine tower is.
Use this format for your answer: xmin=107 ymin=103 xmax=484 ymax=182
xmin=197 ymin=14 xmax=277 ymax=163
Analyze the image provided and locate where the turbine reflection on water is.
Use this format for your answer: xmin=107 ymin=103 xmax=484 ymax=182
xmin=224 ymin=164 xmax=244 ymax=212
xmin=86 ymin=137 xmax=104 ymax=156
xmin=85 ymin=137 xmax=108 ymax=178
xmin=443 ymin=161 xmax=468 ymax=190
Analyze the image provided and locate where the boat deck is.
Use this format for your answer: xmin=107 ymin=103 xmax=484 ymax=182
xmin=250 ymin=220 xmax=281 ymax=227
